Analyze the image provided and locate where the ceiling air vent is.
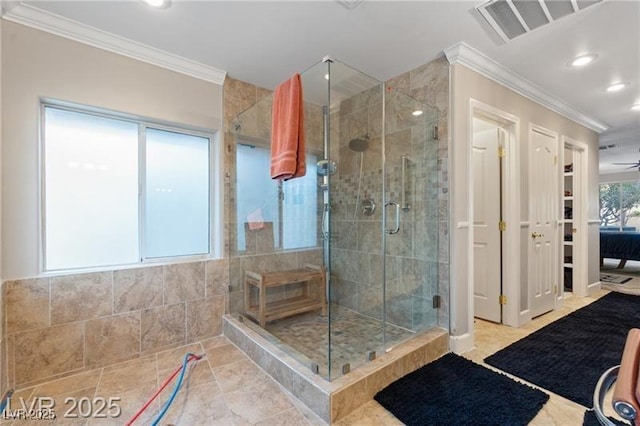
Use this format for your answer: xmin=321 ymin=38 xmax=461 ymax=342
xmin=599 ymin=144 xmax=618 ymax=151
xmin=476 ymin=0 xmax=603 ymax=42
xmin=335 ymin=0 xmax=364 ymax=9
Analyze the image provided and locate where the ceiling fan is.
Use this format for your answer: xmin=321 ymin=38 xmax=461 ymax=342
xmin=612 ymin=159 xmax=640 ymax=171
xmin=612 ymin=148 xmax=640 ymax=171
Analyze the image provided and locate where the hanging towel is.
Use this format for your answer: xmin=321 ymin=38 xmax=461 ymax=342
xmin=271 ymin=73 xmax=306 ymax=180
xmin=246 ymin=208 xmax=265 ymax=231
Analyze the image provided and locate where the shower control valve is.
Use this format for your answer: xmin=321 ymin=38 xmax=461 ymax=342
xmin=361 ymin=198 xmax=376 ymax=216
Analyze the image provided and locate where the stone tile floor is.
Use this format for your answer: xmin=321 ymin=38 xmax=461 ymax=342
xmin=2 ymin=336 xmax=325 ymax=425
xmin=3 ymin=289 xmax=625 ymax=425
xmin=264 ymin=305 xmax=415 ymax=378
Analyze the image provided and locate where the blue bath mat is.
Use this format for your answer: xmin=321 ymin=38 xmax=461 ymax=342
xmin=374 ymin=353 xmax=549 ymax=425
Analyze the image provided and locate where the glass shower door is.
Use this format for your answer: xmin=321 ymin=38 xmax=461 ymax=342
xmin=383 ymin=88 xmax=440 ymax=350
xmin=325 ymin=60 xmax=386 ymax=379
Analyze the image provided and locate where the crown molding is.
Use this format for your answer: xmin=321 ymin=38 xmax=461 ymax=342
xmin=1 ymin=2 xmax=226 ymax=85
xmin=444 ymin=42 xmax=608 ymax=134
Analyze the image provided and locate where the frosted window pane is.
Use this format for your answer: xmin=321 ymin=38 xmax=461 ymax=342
xmin=44 ymin=107 xmax=139 ymax=270
xmin=145 ymin=128 xmax=210 ymax=258
xmin=235 ymin=142 xmax=317 ymax=251
xmin=282 ymin=154 xmax=318 ymax=249
xmin=235 ymin=144 xmax=280 ymax=251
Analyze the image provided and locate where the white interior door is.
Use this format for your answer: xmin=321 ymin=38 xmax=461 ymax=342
xmin=473 ymin=127 xmax=502 ymax=323
xmin=529 ymin=128 xmax=559 ymax=318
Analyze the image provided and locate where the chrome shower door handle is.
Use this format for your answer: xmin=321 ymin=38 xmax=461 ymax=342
xmin=385 ymin=201 xmax=400 ymax=234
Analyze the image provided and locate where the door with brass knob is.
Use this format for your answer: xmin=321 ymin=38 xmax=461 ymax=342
xmin=529 ymin=127 xmax=559 ymax=318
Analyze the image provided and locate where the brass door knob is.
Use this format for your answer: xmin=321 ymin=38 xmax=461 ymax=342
xmin=531 ymin=232 xmax=543 ymax=238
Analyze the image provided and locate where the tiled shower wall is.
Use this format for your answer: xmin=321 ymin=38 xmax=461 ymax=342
xmin=389 ymin=57 xmax=450 ymax=328
xmin=2 ymin=260 xmax=228 ymax=389
xmin=330 ymin=57 xmax=450 ymax=330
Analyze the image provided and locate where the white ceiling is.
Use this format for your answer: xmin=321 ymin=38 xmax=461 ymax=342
xmin=4 ymin=0 xmax=640 ymax=175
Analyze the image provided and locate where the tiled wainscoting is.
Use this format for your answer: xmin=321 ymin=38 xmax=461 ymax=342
xmin=2 ymin=258 xmax=229 ymax=390
xmin=224 ymin=315 xmax=449 ymax=423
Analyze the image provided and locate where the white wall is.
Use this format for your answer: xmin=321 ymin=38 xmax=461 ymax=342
xmin=0 ymin=17 xmax=3 ymax=282
xmin=449 ymin=64 xmax=600 ymax=340
xmin=1 ymin=21 xmax=223 ymax=280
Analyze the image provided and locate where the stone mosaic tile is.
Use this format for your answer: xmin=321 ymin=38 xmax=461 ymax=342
xmin=265 ymin=306 xmax=414 ymax=378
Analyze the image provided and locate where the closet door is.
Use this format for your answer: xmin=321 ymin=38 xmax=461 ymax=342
xmin=473 ymin=127 xmax=502 ymax=323
xmin=529 ymin=127 xmax=559 ymax=318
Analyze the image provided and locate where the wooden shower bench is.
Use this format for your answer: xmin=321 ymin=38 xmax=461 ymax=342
xmin=244 ymin=263 xmax=326 ymax=327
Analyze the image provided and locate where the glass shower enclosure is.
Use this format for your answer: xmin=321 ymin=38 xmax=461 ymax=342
xmin=229 ymin=58 xmax=441 ymax=380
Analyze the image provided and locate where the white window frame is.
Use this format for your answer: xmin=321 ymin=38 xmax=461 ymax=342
xmin=39 ymin=99 xmax=223 ymax=273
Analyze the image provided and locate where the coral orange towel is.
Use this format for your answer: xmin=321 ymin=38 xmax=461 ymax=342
xmin=271 ymin=73 xmax=306 ymax=180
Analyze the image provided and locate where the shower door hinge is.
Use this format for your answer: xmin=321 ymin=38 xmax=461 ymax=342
xmin=432 ymin=126 xmax=439 ymax=141
xmin=499 ymin=295 xmax=507 ymax=305
xmin=498 ymin=221 xmax=506 ymax=232
xmin=498 ymin=146 xmax=506 ymax=158
xmin=433 ymin=295 xmax=441 ymax=309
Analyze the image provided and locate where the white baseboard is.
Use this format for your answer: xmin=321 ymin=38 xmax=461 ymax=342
xmin=449 ymin=332 xmax=474 ymax=354
xmin=588 ymin=281 xmax=602 ymax=295
xmin=518 ymin=309 xmax=532 ymax=327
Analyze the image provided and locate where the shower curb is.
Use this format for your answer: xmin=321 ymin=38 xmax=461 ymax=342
xmin=223 ymin=314 xmax=449 ymax=423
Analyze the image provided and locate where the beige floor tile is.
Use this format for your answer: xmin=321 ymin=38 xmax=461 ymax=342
xmin=158 ymin=382 xmax=232 ymax=426
xmin=212 ymin=358 xmax=270 ymax=393
xmin=254 ymin=408 xmax=312 ymax=426
xmin=334 ymin=400 xmax=402 ymax=426
xmin=201 ymin=335 xmax=232 ymax=351
xmin=155 ymin=342 xmax=206 ymax=371
xmin=96 ymin=356 xmax=157 ymax=396
xmin=91 ymin=381 xmax=160 ymax=426
xmin=204 ymin=342 xmax=247 ymax=368
xmin=157 ymin=357 xmax=215 ymax=391
xmin=224 ymin=379 xmax=296 ymax=424
xmin=10 ymin=387 xmax=94 ymax=426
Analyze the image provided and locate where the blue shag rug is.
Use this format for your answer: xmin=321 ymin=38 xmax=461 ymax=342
xmin=485 ymin=292 xmax=640 ymax=408
xmin=374 ymin=353 xmax=549 ymax=426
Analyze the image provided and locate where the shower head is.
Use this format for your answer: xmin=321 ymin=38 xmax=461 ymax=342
xmin=348 ymin=135 xmax=370 ymax=152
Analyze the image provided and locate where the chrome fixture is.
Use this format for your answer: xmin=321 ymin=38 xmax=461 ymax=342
xmin=361 ymin=198 xmax=376 ymax=216
xmin=385 ymin=201 xmax=400 ymax=234
xmin=401 ymin=155 xmax=411 ymax=212
xmin=348 ymin=134 xmax=370 ymax=152
xmin=316 ymin=159 xmax=337 ymax=176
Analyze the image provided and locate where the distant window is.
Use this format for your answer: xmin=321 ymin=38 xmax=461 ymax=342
xmin=599 ymin=181 xmax=640 ymax=231
xmin=42 ymin=103 xmax=216 ymax=271
xmin=235 ymin=142 xmax=317 ymax=251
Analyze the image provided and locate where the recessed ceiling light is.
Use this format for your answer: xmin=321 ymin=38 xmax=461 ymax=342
xmin=324 ymin=74 xmax=329 ymax=80
xmin=142 ymin=0 xmax=171 ymax=9
xmin=606 ymin=83 xmax=626 ymax=92
xmin=632 ymin=104 xmax=640 ymax=111
xmin=412 ymin=110 xmax=424 ymax=116
xmin=570 ymin=54 xmax=597 ymax=68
